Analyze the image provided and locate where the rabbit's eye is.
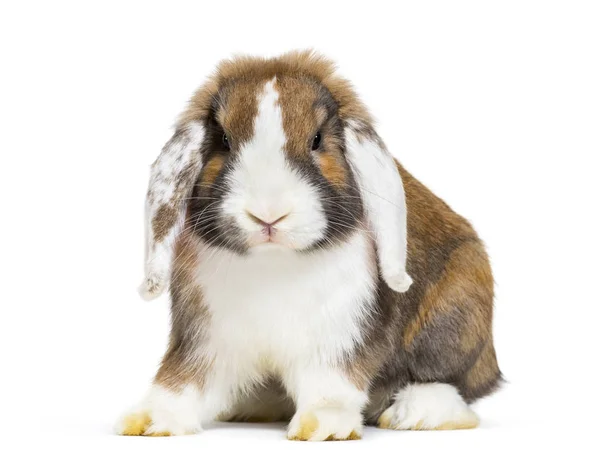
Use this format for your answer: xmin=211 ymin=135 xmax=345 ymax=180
xmin=222 ymin=133 xmax=231 ymax=150
xmin=311 ymin=132 xmax=322 ymax=151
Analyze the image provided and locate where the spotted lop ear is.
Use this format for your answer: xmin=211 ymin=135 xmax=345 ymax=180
xmin=345 ymin=123 xmax=412 ymax=293
xmin=139 ymin=121 xmax=205 ymax=301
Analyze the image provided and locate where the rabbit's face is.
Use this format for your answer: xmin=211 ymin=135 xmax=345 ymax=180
xmin=189 ymin=76 xmax=363 ymax=254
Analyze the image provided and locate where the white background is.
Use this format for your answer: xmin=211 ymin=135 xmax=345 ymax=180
xmin=1 ymin=1 xmax=599 ymax=464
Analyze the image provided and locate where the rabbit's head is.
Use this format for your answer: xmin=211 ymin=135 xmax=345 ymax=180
xmin=140 ymin=51 xmax=411 ymax=299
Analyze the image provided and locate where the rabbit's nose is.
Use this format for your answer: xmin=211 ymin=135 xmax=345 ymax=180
xmin=245 ymin=210 xmax=289 ymax=228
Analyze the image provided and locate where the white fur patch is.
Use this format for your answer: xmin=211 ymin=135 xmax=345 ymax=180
xmin=196 ymin=230 xmax=377 ymax=374
xmin=192 ymin=230 xmax=376 ymax=425
xmin=379 ymin=383 xmax=479 ymax=430
xmin=345 ymin=123 xmax=412 ymax=293
xmin=115 ymin=384 xmax=202 ymax=436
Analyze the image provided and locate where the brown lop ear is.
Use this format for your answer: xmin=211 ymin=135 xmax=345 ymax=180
xmin=139 ymin=121 xmax=205 ymax=300
xmin=345 ymin=122 xmax=412 ymax=293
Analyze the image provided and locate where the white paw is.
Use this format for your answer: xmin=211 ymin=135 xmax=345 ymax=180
xmin=378 ymin=383 xmax=479 ymax=430
xmin=287 ymin=405 xmax=363 ymax=441
xmin=115 ymin=385 xmax=201 ymax=436
xmin=383 ymin=270 xmax=413 ymax=293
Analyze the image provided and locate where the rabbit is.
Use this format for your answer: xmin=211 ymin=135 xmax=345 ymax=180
xmin=117 ymin=50 xmax=501 ymax=440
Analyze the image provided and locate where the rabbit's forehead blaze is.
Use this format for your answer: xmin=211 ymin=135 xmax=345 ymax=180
xmin=215 ymin=77 xmax=348 ymax=186
xmin=216 ymin=77 xmax=328 ymax=153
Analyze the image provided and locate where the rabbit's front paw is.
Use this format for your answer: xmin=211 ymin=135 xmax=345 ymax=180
xmin=115 ymin=385 xmax=201 ymax=436
xmin=287 ymin=406 xmax=363 ymax=441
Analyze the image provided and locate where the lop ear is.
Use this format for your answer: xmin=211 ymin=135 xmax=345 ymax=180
xmin=139 ymin=121 xmax=205 ymax=300
xmin=345 ymin=124 xmax=412 ymax=293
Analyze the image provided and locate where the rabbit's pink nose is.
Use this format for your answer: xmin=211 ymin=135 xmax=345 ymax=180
xmin=246 ymin=211 xmax=289 ymax=229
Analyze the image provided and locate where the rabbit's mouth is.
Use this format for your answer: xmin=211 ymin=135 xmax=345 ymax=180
xmin=246 ymin=225 xmax=303 ymax=250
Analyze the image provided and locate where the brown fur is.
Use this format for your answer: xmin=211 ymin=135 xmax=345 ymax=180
xmin=274 ymin=75 xmax=321 ymax=156
xmin=402 ymin=240 xmax=493 ymax=349
xmin=215 ymin=81 xmax=261 ymax=146
xmin=463 ymin=338 xmax=501 ymax=402
xmin=154 ymin=232 xmax=213 ymax=391
xmin=200 ymin=156 xmax=224 ymax=187
xmin=317 ymin=152 xmax=347 ymax=187
xmin=151 ymin=204 xmax=178 ymax=243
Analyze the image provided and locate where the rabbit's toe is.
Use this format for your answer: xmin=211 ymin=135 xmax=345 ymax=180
xmin=115 ymin=411 xmax=173 ymax=436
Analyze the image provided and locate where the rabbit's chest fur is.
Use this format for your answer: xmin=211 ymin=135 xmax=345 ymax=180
xmin=194 ymin=230 xmax=377 ymax=378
